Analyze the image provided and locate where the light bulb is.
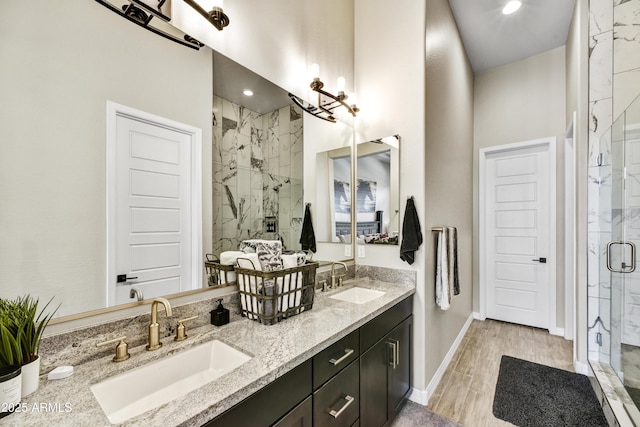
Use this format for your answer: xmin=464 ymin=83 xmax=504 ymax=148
xmin=337 ymin=77 xmax=346 ymax=92
xmin=210 ymin=0 xmax=224 ymax=9
xmin=310 ymin=63 xmax=320 ymax=80
xmin=348 ymin=92 xmax=357 ymax=104
xmin=502 ymin=1 xmax=521 ymax=15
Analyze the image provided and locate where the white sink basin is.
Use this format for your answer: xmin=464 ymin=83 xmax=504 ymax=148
xmin=329 ymin=287 xmax=386 ymax=304
xmin=91 ymin=340 xmax=251 ymax=424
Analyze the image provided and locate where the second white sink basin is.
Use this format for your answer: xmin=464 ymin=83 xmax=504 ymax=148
xmin=91 ymin=340 xmax=251 ymax=424
xmin=330 ymin=287 xmax=386 ymax=304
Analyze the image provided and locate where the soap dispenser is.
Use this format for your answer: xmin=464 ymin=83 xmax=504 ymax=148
xmin=210 ymin=299 xmax=230 ymax=326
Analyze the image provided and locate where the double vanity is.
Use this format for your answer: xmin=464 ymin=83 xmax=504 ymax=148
xmin=13 ymin=279 xmax=414 ymax=426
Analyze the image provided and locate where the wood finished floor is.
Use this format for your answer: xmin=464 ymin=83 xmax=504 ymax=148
xmin=426 ymin=318 xmax=574 ymax=427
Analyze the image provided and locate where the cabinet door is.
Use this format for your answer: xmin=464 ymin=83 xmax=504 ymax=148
xmin=273 ymin=396 xmax=312 ymax=427
xmin=360 ymin=339 xmax=388 ymax=427
xmin=387 ymin=315 xmax=412 ymax=419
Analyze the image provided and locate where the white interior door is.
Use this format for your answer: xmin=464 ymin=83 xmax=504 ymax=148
xmin=481 ymin=139 xmax=556 ymax=330
xmin=107 ymin=103 xmax=202 ymax=306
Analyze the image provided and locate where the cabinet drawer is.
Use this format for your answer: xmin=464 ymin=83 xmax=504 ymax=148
xmin=273 ymin=396 xmax=312 ymax=427
xmin=204 ymin=359 xmax=312 ymax=427
xmin=313 ymin=360 xmax=360 ymax=427
xmin=313 ymin=329 xmax=359 ymax=390
xmin=360 ymin=296 xmax=412 ymax=352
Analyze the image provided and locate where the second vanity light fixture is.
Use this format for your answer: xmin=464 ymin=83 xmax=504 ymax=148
xmin=289 ymin=64 xmax=359 ymax=123
xmin=183 ymin=0 xmax=230 ymax=31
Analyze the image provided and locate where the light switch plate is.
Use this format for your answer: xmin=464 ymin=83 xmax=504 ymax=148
xmin=344 ymin=244 xmax=352 ymax=257
xmin=358 ymin=245 xmax=365 ymax=258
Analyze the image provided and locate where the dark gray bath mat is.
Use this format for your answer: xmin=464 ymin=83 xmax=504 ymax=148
xmin=493 ymin=355 xmax=608 ymax=427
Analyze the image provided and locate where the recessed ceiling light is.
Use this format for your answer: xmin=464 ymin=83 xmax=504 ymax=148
xmin=502 ymin=0 xmax=521 ymax=15
xmin=243 ymin=89 xmax=254 ymax=96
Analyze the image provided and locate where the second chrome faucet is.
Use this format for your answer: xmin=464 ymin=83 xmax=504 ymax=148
xmin=147 ymin=298 xmax=172 ymax=351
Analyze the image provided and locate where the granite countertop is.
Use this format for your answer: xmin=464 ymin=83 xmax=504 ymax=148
xmin=9 ymin=279 xmax=415 ymax=427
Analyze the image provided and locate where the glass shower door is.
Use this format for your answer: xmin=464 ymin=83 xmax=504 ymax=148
xmin=607 ymin=96 xmax=640 ymax=404
xmin=608 ymin=112 xmax=630 ymax=379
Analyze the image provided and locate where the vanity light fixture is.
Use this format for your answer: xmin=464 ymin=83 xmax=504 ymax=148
xmin=94 ymin=0 xmax=204 ymax=49
xmin=502 ymin=0 xmax=522 ymax=15
xmin=288 ymin=64 xmax=359 ymax=123
xmin=183 ymin=0 xmax=230 ymax=31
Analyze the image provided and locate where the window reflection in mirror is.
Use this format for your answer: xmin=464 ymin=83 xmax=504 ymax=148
xmin=356 ymin=135 xmax=400 ymax=245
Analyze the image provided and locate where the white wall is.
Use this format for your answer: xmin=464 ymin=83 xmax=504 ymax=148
xmin=473 ymin=47 xmax=567 ymax=330
xmin=171 ymin=0 xmax=354 ymax=108
xmin=355 ymin=0 xmax=474 ymax=400
xmin=0 ymin=0 xmax=212 ymax=317
xmin=354 ymin=0 xmax=428 ymax=393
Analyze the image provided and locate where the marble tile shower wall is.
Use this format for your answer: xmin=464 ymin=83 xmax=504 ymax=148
xmin=588 ymin=0 xmax=640 ymax=362
xmin=212 ymin=96 xmax=304 ymax=254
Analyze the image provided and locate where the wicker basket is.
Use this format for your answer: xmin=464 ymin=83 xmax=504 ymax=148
xmin=204 ymin=254 xmax=236 ymax=286
xmin=236 ymin=261 xmax=318 ymax=325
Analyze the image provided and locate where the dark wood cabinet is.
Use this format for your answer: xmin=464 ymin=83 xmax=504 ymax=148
xmin=388 ymin=316 xmax=412 ymax=418
xmin=203 ymin=359 xmax=312 ymax=427
xmin=360 ymin=310 xmax=412 ymax=427
xmin=273 ymin=396 xmax=313 ymax=427
xmin=203 ymin=296 xmax=412 ymax=427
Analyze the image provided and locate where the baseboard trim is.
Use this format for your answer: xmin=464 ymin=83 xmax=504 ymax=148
xmin=409 ymin=313 xmax=475 ymax=406
xmin=472 ymin=311 xmax=485 ymax=320
xmin=550 ymin=327 xmax=565 ymax=337
xmin=574 ymin=360 xmax=589 ymax=375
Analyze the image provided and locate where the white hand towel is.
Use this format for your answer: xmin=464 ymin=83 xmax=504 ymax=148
xmin=237 ymin=254 xmax=261 ymax=270
xmin=237 ymin=254 xmax=262 ymax=319
xmin=217 ymin=251 xmax=244 ymax=284
xmin=220 ymin=251 xmax=245 ymax=265
xmin=281 ymin=254 xmax=299 ymax=269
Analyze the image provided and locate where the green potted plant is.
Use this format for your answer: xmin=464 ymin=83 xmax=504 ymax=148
xmin=0 ymin=296 xmax=57 ymax=397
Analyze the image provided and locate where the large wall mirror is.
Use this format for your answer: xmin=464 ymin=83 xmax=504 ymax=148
xmin=356 ymin=135 xmax=401 ymax=245
xmin=0 ymin=1 xmax=354 ymax=323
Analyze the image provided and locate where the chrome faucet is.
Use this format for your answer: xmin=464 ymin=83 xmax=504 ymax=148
xmin=331 ymin=262 xmax=348 ymax=289
xmin=146 ymin=298 xmax=172 ymax=351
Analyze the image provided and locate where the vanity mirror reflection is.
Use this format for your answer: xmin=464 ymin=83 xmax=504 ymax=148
xmin=0 ymin=0 xmax=354 ymax=323
xmin=356 ymin=135 xmax=401 ymax=245
xmin=303 ymin=114 xmax=355 ymax=261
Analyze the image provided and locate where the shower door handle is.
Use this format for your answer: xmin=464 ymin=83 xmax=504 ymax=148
xmin=606 ymin=241 xmax=636 ymax=273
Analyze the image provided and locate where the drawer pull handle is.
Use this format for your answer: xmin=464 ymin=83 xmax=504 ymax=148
xmin=328 ymin=395 xmax=355 ymax=418
xmin=387 ymin=340 xmax=400 ymax=369
xmin=329 ymin=348 xmax=354 ymax=366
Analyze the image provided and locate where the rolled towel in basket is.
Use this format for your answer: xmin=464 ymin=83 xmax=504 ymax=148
xmin=218 ymin=251 xmax=244 ymax=283
xmin=237 ymin=255 xmax=262 ymax=320
xmin=280 ymin=254 xmax=303 ymax=314
xmin=220 ymin=251 xmax=244 ymax=265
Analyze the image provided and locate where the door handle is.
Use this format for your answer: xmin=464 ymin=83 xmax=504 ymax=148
xmin=387 ymin=340 xmax=400 ymax=369
xmin=117 ymin=274 xmax=139 ymax=283
xmin=606 ymin=241 xmax=636 ymax=273
xmin=531 ymin=258 xmax=547 ymax=263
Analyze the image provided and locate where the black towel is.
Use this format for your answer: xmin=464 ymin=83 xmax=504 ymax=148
xmin=400 ymin=197 xmax=423 ymax=264
xmin=299 ymin=204 xmax=316 ymax=253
